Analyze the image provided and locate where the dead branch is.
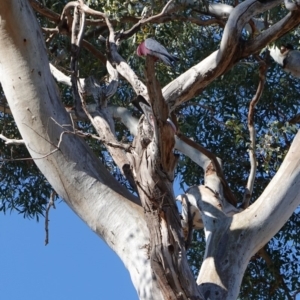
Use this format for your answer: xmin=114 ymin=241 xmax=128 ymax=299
xmin=0 ymin=147 xmax=59 ymax=163
xmin=105 ymin=16 xmax=149 ymax=101
xmin=243 ymin=9 xmax=300 ymax=58
xmin=67 ymin=7 xmax=137 ymax=191
xmin=45 ymin=191 xmax=56 ymax=246
xmin=69 ymin=2 xmax=87 ymax=120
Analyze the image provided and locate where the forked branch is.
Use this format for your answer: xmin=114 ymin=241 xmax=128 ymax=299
xmin=176 ymin=132 xmax=237 ymax=206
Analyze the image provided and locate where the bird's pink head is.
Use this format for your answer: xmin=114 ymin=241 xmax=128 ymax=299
xmin=137 ymin=41 xmax=147 ymax=57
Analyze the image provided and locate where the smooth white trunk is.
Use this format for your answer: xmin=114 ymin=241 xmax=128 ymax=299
xmin=0 ymin=2 xmax=162 ymax=299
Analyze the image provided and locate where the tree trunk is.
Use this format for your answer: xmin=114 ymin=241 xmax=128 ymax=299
xmin=0 ymin=2 xmax=162 ymax=299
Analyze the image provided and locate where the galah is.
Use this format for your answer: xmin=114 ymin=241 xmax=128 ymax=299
xmin=136 ymin=38 xmax=178 ymax=66
xmin=269 ymin=44 xmax=300 ymax=78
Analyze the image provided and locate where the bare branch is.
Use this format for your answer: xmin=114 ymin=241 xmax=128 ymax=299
xmin=242 ymin=57 xmax=269 ymax=208
xmin=120 ymin=0 xmax=179 ymax=40
xmin=29 ymin=0 xmax=60 ymax=23
xmin=65 ymin=6 xmax=131 ymax=187
xmin=45 ymin=191 xmax=56 ymax=246
xmin=67 ymin=7 xmax=137 ymax=192
xmin=50 ymin=63 xmax=78 ymax=86
xmin=244 ymin=9 xmax=300 ymax=57
xmin=105 ymin=15 xmax=149 ymax=101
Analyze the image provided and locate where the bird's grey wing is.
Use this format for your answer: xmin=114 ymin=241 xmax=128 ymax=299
xmin=144 ymin=39 xmax=172 ymax=63
xmin=284 ymin=50 xmax=300 ymax=78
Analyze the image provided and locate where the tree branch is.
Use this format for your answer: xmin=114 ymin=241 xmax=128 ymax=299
xmin=67 ymin=5 xmax=137 ymax=194
xmin=105 ymin=15 xmax=149 ymax=101
xmin=45 ymin=191 xmax=56 ymax=246
xmin=243 ymin=9 xmax=300 ymax=57
xmin=29 ymin=0 xmax=60 ymax=23
xmin=242 ymin=57 xmax=268 ymax=208
xmin=162 ymin=0 xmax=293 ymax=110
xmin=176 ymin=132 xmax=237 ymax=206
xmin=0 ymin=133 xmax=25 ymax=145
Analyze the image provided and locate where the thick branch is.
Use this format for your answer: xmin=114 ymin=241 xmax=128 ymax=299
xmin=243 ymin=9 xmax=300 ymax=57
xmin=29 ymin=0 xmax=60 ymax=23
xmin=176 ymin=132 xmax=236 ymax=206
xmin=162 ymin=0 xmax=292 ymax=110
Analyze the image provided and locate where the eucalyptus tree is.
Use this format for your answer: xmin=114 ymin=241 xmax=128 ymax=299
xmin=0 ymin=0 xmax=300 ymax=299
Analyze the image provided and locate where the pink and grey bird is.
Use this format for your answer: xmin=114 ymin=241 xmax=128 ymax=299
xmin=137 ymin=38 xmax=178 ymax=66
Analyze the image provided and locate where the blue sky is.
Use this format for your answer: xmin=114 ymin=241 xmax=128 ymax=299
xmin=1 ymin=198 xmax=299 ymax=300
xmin=0 ymin=202 xmax=138 ymax=300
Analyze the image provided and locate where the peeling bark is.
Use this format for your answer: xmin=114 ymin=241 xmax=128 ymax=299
xmin=130 ymin=58 xmax=203 ymax=299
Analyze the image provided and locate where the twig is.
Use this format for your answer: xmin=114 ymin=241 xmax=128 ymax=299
xmin=120 ymin=0 xmax=179 ymax=40
xmin=242 ymin=56 xmax=269 ymax=209
xmin=45 ymin=191 xmax=56 ymax=246
xmin=0 ymin=148 xmax=59 ymax=163
xmin=73 ymin=128 xmax=133 ymax=152
xmin=1 ymin=122 xmax=73 ymax=163
xmin=49 ymin=117 xmax=132 ymax=153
